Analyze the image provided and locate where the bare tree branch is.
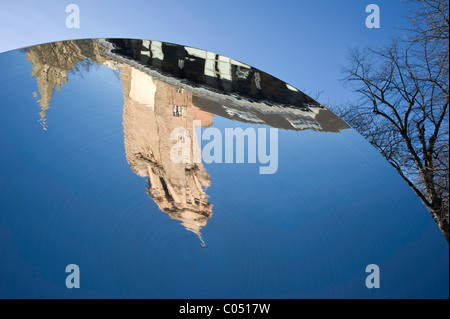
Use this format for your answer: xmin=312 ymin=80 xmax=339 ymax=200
xmin=334 ymin=0 xmax=449 ymax=241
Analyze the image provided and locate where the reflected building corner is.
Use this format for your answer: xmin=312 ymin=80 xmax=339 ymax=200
xmin=120 ymin=63 xmax=214 ymax=245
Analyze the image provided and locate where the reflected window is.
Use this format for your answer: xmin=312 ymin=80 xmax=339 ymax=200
xmin=173 ymin=105 xmax=183 ymax=116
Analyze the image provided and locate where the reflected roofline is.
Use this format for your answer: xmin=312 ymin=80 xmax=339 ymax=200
xmin=92 ymin=38 xmax=350 ymax=132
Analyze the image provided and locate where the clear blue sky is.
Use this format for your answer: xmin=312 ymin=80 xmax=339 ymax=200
xmin=0 ymin=0 xmax=417 ymax=106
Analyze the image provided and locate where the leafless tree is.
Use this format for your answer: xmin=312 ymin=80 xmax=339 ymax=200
xmin=335 ymin=0 xmax=449 ymax=241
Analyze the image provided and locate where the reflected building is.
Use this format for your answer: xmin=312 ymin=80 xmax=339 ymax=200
xmin=100 ymin=38 xmax=350 ymax=133
xmin=120 ymin=64 xmax=213 ymax=247
xmin=25 ymin=39 xmax=350 ymax=246
xmin=26 ymin=41 xmax=85 ymax=129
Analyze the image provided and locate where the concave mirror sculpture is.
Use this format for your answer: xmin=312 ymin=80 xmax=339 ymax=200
xmin=0 ymin=39 xmax=448 ymax=298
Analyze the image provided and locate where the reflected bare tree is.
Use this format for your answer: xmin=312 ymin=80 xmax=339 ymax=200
xmin=70 ymin=58 xmax=99 ymax=78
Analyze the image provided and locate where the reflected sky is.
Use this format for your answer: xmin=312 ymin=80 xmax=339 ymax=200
xmin=23 ymin=39 xmax=350 ymax=244
xmin=0 ymin=39 xmax=448 ymax=298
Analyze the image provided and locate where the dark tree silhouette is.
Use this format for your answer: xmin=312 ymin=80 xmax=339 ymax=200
xmin=335 ymin=0 xmax=449 ymax=241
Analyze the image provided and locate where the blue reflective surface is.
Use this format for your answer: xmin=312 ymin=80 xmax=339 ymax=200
xmin=0 ymin=41 xmax=448 ymax=298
